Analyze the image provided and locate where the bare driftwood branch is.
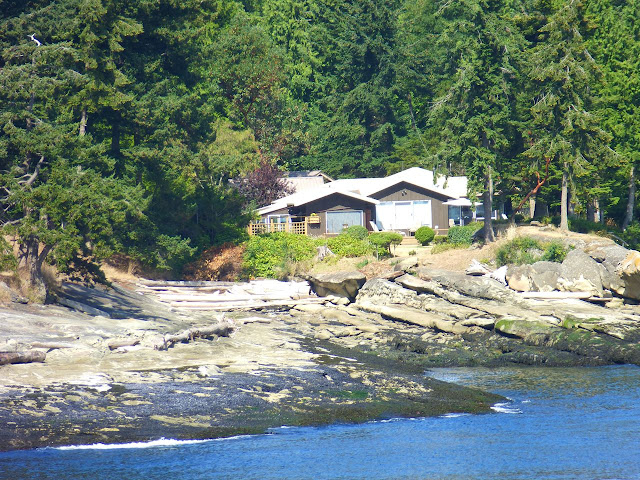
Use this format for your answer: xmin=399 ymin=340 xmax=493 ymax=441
xmin=107 ymin=338 xmax=140 ymax=350
xmin=154 ymin=322 xmax=233 ymax=351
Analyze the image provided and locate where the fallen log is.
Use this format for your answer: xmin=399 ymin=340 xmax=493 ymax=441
xmin=0 ymin=350 xmax=46 ymax=366
xmin=30 ymin=341 xmax=76 ymax=350
xmin=154 ymin=322 xmax=234 ymax=350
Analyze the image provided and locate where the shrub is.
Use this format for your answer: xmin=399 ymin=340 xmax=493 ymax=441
xmin=431 ymin=242 xmax=469 ymax=254
xmin=243 ymin=232 xmax=316 ymax=278
xmin=415 ymin=226 xmax=435 ymax=246
xmin=328 ymin=233 xmax=374 ymax=257
xmin=569 ymin=218 xmax=610 ymax=235
xmin=495 ymin=236 xmax=569 ymax=267
xmin=541 ymin=241 xmax=570 ymax=263
xmin=343 ymin=225 xmax=369 ymax=240
xmin=447 ymin=222 xmax=483 ymax=244
xmin=433 ymin=235 xmax=448 ymax=244
xmin=369 ymin=232 xmax=403 ymax=256
xmin=620 ymin=223 xmax=640 ymax=250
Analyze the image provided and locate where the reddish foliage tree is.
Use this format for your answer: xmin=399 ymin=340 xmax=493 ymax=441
xmin=234 ymin=160 xmax=294 ymax=208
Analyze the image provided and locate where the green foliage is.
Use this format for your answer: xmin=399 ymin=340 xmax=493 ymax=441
xmin=243 ymin=232 xmax=316 ymax=278
xmin=0 ymin=238 xmax=17 ymax=272
xmin=430 ymin=242 xmax=469 ymax=254
xmin=433 ymin=235 xmax=448 ymax=245
xmin=327 ymin=233 xmax=374 ymax=258
xmin=495 ymin=237 xmax=569 ymax=267
xmin=414 ymin=226 xmax=435 ymax=246
xmin=621 ymin=223 xmax=640 ymax=251
xmin=568 ymin=218 xmax=610 ymax=235
xmin=447 ymin=223 xmax=483 ymax=245
xmin=343 ymin=225 xmax=369 ymax=240
xmin=369 ymin=232 xmax=403 ymax=254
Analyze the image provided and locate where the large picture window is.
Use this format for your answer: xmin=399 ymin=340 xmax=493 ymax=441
xmin=326 ymin=210 xmax=363 ymax=233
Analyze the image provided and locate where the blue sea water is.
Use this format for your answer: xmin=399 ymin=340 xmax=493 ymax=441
xmin=1 ymin=365 xmax=639 ymax=480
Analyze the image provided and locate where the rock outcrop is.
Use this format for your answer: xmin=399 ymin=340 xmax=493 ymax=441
xmin=306 ymin=271 xmax=367 ymax=300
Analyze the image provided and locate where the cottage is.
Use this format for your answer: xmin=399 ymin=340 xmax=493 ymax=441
xmin=248 ymin=167 xmax=495 ymax=236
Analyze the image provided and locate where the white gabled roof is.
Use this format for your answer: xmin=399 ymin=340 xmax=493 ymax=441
xmin=360 ymin=167 xmax=465 ymax=199
xmin=257 ymin=188 xmax=379 ymax=216
xmin=257 ymin=167 xmax=468 ymax=216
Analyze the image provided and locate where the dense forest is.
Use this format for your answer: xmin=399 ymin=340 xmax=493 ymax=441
xmin=1 ymin=0 xmax=639 ymax=296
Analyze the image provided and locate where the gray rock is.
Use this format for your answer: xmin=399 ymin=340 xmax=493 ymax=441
xmin=306 ymin=271 xmax=366 ymax=300
xmin=558 ymin=249 xmax=604 ymax=296
xmin=392 ymin=256 xmax=419 ymax=272
xmin=506 ymin=265 xmax=533 ymax=292
xmin=529 ymin=261 xmax=563 ymax=292
xmin=419 ymin=268 xmax=517 ymax=303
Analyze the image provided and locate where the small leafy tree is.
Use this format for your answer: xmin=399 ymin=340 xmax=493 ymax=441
xmin=233 ymin=159 xmax=294 ymax=208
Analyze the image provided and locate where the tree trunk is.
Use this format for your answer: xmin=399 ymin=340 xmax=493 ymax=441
xmin=79 ymin=107 xmax=88 ymax=136
xmin=529 ymin=195 xmax=536 ymax=219
xmin=586 ymin=200 xmax=595 ymax=224
xmin=623 ymin=165 xmax=636 ymax=230
xmin=17 ymin=238 xmax=51 ymax=303
xmin=560 ymin=163 xmax=569 ymax=231
xmin=483 ymin=169 xmax=495 ymax=242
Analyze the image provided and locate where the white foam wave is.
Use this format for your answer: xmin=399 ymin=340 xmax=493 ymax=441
xmin=491 ymin=402 xmax=522 ymax=414
xmin=53 ymin=438 xmax=211 ymax=451
xmin=440 ymin=413 xmax=471 ymax=419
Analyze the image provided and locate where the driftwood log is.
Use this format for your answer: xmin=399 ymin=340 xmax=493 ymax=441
xmin=30 ymin=341 xmax=76 ymax=350
xmin=0 ymin=350 xmax=46 ymax=366
xmin=154 ymin=322 xmax=233 ymax=351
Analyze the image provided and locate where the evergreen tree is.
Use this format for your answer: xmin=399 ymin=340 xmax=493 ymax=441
xmin=524 ymin=0 xmax=612 ymax=231
xmin=426 ymin=0 xmax=525 ymax=241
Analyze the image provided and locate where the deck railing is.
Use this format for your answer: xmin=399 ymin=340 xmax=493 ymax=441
xmin=247 ymin=221 xmax=308 ymax=236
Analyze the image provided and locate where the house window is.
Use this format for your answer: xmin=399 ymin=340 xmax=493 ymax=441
xmin=268 ymin=214 xmax=289 ymax=224
xmin=326 ymin=210 xmax=363 ymax=233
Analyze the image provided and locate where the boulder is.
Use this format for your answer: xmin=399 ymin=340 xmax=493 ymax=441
xmin=558 ymin=249 xmax=604 ymax=297
xmin=417 ymin=268 xmax=516 ymax=303
xmin=306 ymin=271 xmax=366 ymax=300
xmin=506 ymin=265 xmax=533 ymax=292
xmin=529 ymin=261 xmax=563 ymax=292
xmin=615 ymin=250 xmax=640 ymax=301
xmin=392 ymin=256 xmax=419 ymax=273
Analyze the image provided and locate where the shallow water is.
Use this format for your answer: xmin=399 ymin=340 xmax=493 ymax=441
xmin=1 ymin=365 xmax=639 ymax=480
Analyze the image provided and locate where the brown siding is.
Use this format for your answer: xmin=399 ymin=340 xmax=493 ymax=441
xmin=301 ymin=193 xmax=374 ymax=235
xmin=431 ymin=198 xmax=449 ymax=231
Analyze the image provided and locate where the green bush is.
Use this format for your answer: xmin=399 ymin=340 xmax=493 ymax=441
xmin=541 ymin=241 xmax=570 ymax=263
xmin=620 ymin=223 xmax=640 ymax=250
xmin=433 ymin=235 xmax=448 ymax=244
xmin=415 ymin=226 xmax=435 ymax=246
xmin=431 ymin=242 xmax=469 ymax=254
xmin=343 ymin=225 xmax=369 ymax=240
xmin=447 ymin=222 xmax=483 ymax=244
xmin=495 ymin=236 xmax=569 ymax=267
xmin=369 ymin=232 xmax=403 ymax=255
xmin=569 ymin=218 xmax=610 ymax=235
xmin=243 ymin=232 xmax=316 ymax=278
xmin=328 ymin=233 xmax=374 ymax=257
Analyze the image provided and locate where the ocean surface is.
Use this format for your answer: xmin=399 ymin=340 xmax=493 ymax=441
xmin=1 ymin=365 xmax=639 ymax=480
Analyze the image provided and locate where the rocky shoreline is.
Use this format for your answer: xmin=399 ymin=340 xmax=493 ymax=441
xmin=3 ymin=233 xmax=640 ymax=451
